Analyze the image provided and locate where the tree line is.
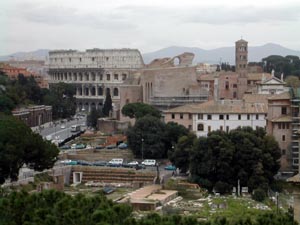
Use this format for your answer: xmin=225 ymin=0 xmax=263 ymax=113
xmin=123 ymin=103 xmax=281 ymax=195
xmin=0 ymin=189 xmax=297 ymax=225
xmin=0 ymin=73 xmax=76 ymax=119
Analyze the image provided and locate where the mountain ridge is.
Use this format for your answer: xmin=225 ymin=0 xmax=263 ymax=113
xmin=1 ymin=43 xmax=300 ymax=65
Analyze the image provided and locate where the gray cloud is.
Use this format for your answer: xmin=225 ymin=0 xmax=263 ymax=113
xmin=17 ymin=2 xmax=137 ymax=30
xmin=115 ymin=4 xmax=300 ymax=25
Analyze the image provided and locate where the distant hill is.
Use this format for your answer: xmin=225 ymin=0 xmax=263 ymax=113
xmin=142 ymin=43 xmax=300 ymax=64
xmin=0 ymin=49 xmax=49 ymax=61
xmin=1 ymin=43 xmax=300 ymax=65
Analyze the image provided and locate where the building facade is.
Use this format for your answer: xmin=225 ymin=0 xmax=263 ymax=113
xmin=48 ymin=49 xmax=144 ymax=115
xmin=12 ymin=105 xmax=52 ymax=127
xmin=164 ymin=99 xmax=267 ymax=137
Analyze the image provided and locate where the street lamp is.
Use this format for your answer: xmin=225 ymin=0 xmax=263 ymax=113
xmin=141 ymin=138 xmax=144 ymax=161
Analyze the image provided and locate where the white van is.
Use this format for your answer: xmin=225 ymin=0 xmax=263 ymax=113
xmin=141 ymin=159 xmax=156 ymax=166
xmin=108 ymin=158 xmax=123 ymax=166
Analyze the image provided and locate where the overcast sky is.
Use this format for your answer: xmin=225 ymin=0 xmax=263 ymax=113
xmin=1 ymin=0 xmax=300 ymax=55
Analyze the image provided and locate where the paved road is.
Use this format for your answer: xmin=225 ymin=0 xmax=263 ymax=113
xmin=36 ymin=116 xmax=87 ymax=142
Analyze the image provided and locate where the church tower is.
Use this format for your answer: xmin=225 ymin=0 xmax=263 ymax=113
xmin=236 ymin=39 xmax=248 ymax=99
xmin=235 ymin=39 xmax=248 ymax=75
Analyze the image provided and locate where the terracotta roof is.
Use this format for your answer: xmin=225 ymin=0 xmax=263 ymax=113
xmin=271 ymin=116 xmax=292 ymax=122
xmin=243 ymin=94 xmax=271 ymax=104
xmin=247 ymin=73 xmax=272 ymax=81
xmin=268 ymin=92 xmax=290 ymax=100
xmin=164 ymin=99 xmax=267 ymax=114
xmin=287 ymin=174 xmax=300 ymax=183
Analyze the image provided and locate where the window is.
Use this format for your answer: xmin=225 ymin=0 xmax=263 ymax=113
xmin=113 ymin=88 xmax=119 ymax=96
xmin=207 ymin=114 xmax=212 ymax=120
xmin=282 ymin=123 xmax=286 ymax=129
xmin=233 ymin=92 xmax=237 ymax=98
xmin=92 ymin=57 xmax=95 ymax=61
xmin=180 ymin=114 xmax=183 ymax=119
xmin=282 ymin=107 xmax=287 ymax=115
xmin=287 ymin=123 xmax=290 ymax=129
xmin=106 ymin=74 xmax=110 ymax=80
xmin=233 ymin=84 xmax=237 ymax=88
xmin=189 ymin=114 xmax=192 ymax=119
xmin=69 ymin=58 xmax=71 ymax=62
xmin=219 ymin=115 xmax=224 ymax=120
xmin=225 ymin=81 xmax=229 ymax=90
xmin=79 ymin=58 xmax=82 ymax=62
xmin=198 ymin=114 xmax=203 ymax=120
xmin=122 ymin=74 xmax=127 ymax=80
xmin=226 ymin=115 xmax=229 ymax=120
xmin=256 ymin=114 xmax=259 ymax=120
xmin=282 ymin=135 xmax=286 ymax=142
xmin=282 ymin=149 xmax=286 ymax=155
xmin=197 ymin=124 xmax=204 ymax=131
xmin=278 ymin=123 xmax=281 ymax=129
xmin=171 ymin=114 xmax=175 ymax=119
xmin=208 ymin=126 xmax=211 ymax=132
xmin=238 ymin=114 xmax=241 ymax=120
xmin=247 ymin=114 xmax=250 ymax=120
xmin=220 ymin=126 xmax=223 ymax=131
xmin=114 ymin=74 xmax=119 ymax=80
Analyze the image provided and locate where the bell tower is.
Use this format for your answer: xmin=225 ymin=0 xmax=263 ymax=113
xmin=235 ymin=39 xmax=248 ymax=75
xmin=236 ymin=39 xmax=248 ymax=99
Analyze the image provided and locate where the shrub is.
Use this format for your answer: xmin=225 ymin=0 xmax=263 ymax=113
xmin=252 ymin=188 xmax=266 ymax=202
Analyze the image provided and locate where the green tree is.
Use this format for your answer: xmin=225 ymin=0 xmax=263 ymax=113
xmin=121 ymin=102 xmax=161 ymax=119
xmin=0 ymin=95 xmax=15 ymax=114
xmin=164 ymin=122 xmax=189 ymax=156
xmin=127 ymin=115 xmax=166 ymax=159
xmin=189 ymin=127 xmax=280 ymax=193
xmin=87 ymin=108 xmax=104 ymax=128
xmin=102 ymin=90 xmax=112 ymax=117
xmin=285 ymin=75 xmax=300 ymax=88
xmin=169 ymin=133 xmax=196 ymax=173
xmin=0 ymin=114 xmax=59 ymax=184
xmin=43 ymin=82 xmax=76 ymax=119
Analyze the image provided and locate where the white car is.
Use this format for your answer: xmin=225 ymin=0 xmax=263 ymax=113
xmin=60 ymin=159 xmax=71 ymax=164
xmin=60 ymin=124 xmax=66 ymax=129
xmin=108 ymin=158 xmax=124 ymax=166
xmin=128 ymin=161 xmax=139 ymax=166
xmin=141 ymin=159 xmax=156 ymax=166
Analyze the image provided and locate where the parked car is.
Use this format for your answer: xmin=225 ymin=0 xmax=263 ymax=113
xmin=118 ymin=143 xmax=128 ymax=149
xmin=60 ymin=124 xmax=66 ymax=129
xmin=93 ymin=161 xmax=107 ymax=166
xmin=95 ymin=145 xmax=105 ymax=150
xmin=128 ymin=161 xmax=139 ymax=166
xmin=75 ymin=144 xmax=86 ymax=149
xmin=60 ymin=145 xmax=71 ymax=150
xmin=106 ymin=144 xmax=117 ymax=149
xmin=164 ymin=164 xmax=176 ymax=171
xmin=60 ymin=159 xmax=72 ymax=164
xmin=77 ymin=160 xmax=92 ymax=166
xmin=141 ymin=159 xmax=156 ymax=166
xmin=108 ymin=158 xmax=123 ymax=167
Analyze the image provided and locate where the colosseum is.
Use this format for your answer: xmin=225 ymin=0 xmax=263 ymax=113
xmin=48 ymin=48 xmax=144 ymax=115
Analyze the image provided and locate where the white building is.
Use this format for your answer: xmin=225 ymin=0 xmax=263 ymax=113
xmin=164 ymin=98 xmax=268 ymax=137
xmin=257 ymin=72 xmax=289 ymax=94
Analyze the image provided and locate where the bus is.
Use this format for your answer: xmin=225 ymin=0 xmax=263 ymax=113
xmin=71 ymin=125 xmax=81 ymax=132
